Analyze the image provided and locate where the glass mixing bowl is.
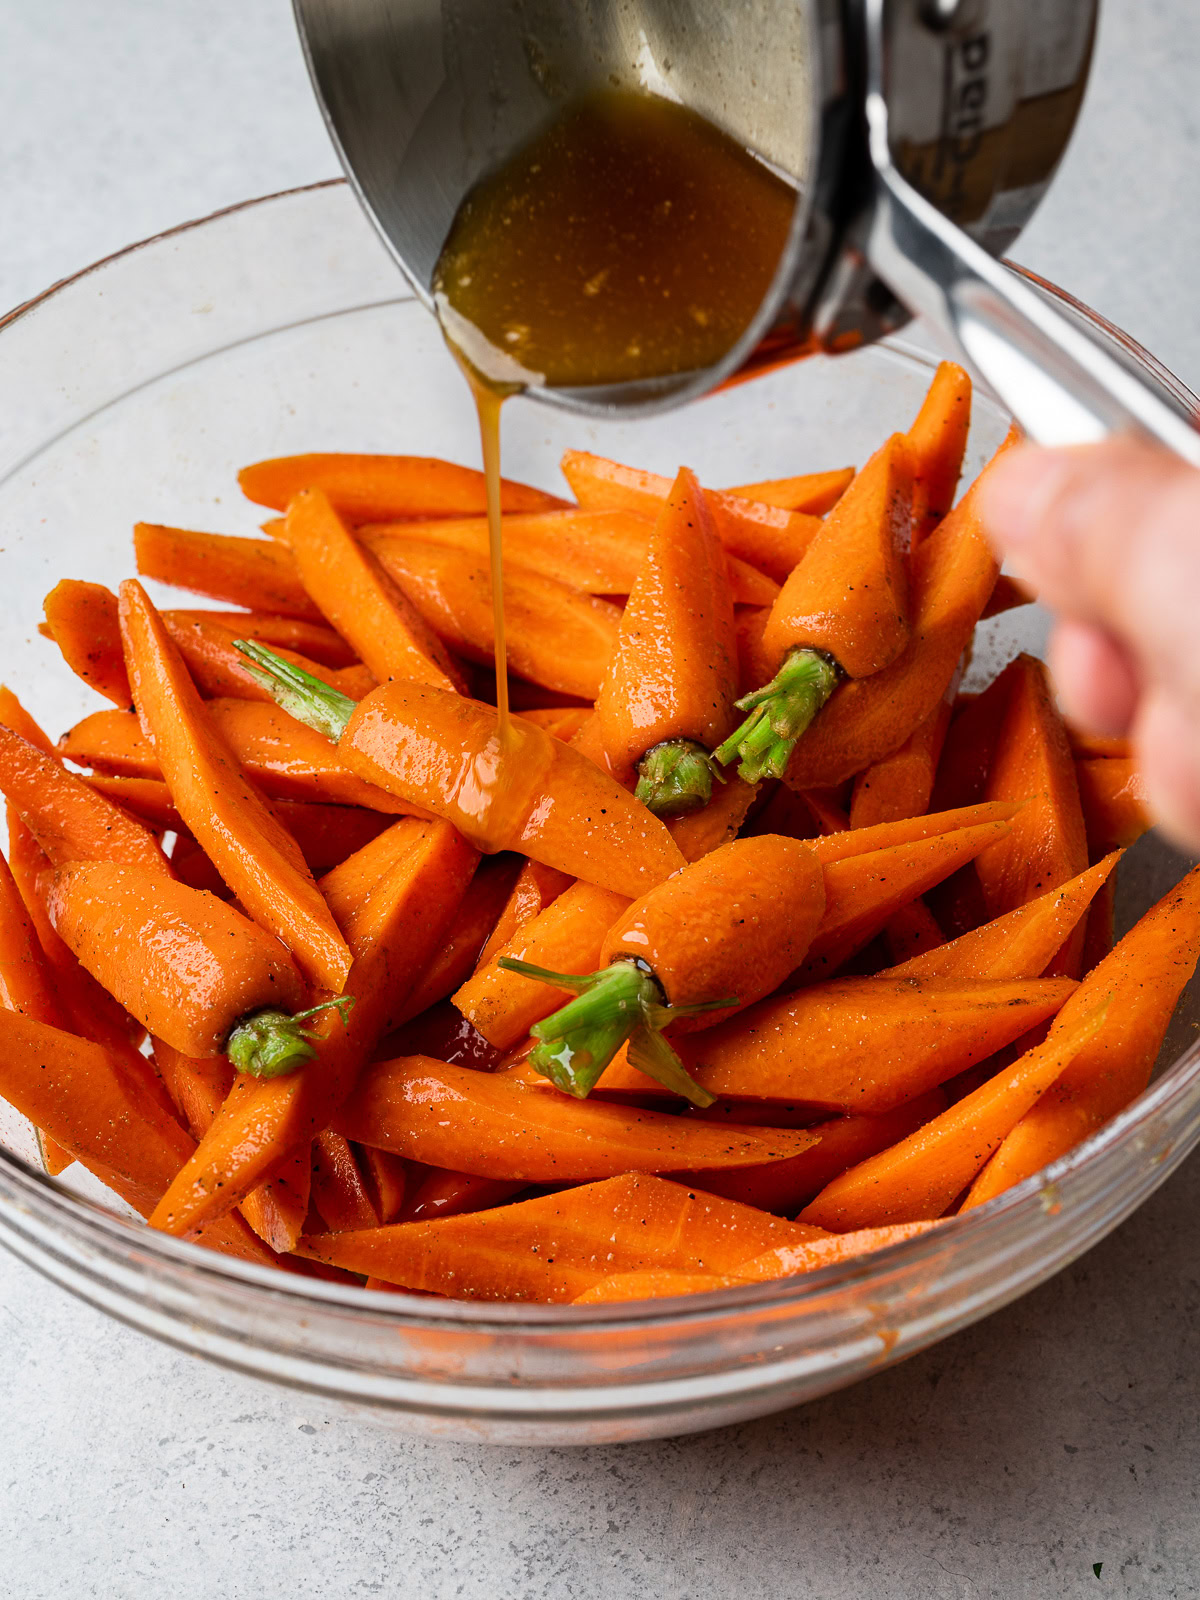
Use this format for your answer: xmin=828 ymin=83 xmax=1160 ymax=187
xmin=1 ymin=181 xmax=1197 ymax=1447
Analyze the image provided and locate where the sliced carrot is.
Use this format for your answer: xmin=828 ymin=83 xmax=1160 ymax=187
xmin=163 ymin=612 xmax=376 ymax=703
xmin=888 ymin=853 xmax=1121 ymax=982
xmin=906 ymin=361 xmax=973 ymax=547
xmin=367 ymin=537 xmax=620 ymax=701
xmin=119 ymin=580 xmax=352 ymax=990
xmin=962 ymin=862 xmax=1200 ymax=1208
xmin=781 ymin=429 xmax=1016 ymax=789
xmin=560 ymin=450 xmax=823 ymax=582
xmin=733 ymin=1220 xmax=944 ymax=1280
xmin=981 ymin=573 xmax=1035 ymax=619
xmin=726 ymin=467 xmax=855 ymax=516
xmin=283 ymin=489 xmax=463 ymax=691
xmin=61 ymin=702 xmax=416 ymax=812
xmin=596 ymin=467 xmax=738 ymax=794
xmin=800 ymin=993 xmax=1109 ymax=1229
xmin=294 ymin=1172 xmax=825 ymax=1301
xmin=665 ymin=771 xmax=761 ymax=862
xmin=398 ymin=1168 xmax=524 ymax=1223
xmin=684 ymin=1091 xmax=947 ymax=1214
xmin=929 ymin=672 xmax=1013 ymax=811
xmin=761 ymin=433 xmax=913 ymax=680
xmin=976 ymin=655 xmax=1090 ymax=976
xmin=883 ymin=898 xmax=946 ymax=964
xmin=394 ymin=857 xmax=522 ymax=1028
xmin=238 ymin=451 xmax=567 ymax=521
xmin=848 ymin=697 xmax=953 ymax=829
xmin=361 ymin=510 xmax=778 ymax=605
xmin=797 ymin=816 xmax=1015 ymax=980
xmin=1077 ymin=759 xmax=1153 ymax=854
xmin=570 ymin=1270 xmax=741 ymax=1303
xmin=135 ymin=523 xmax=322 ymax=619
xmin=309 ymin=1129 xmax=380 ymax=1232
xmin=1067 ymin=728 xmax=1133 ymax=762
xmin=357 ymin=1145 xmax=411 ymax=1224
xmin=599 ymin=975 xmax=1074 ymax=1109
xmin=167 ymin=610 xmax=358 ymax=669
xmin=475 ymin=859 xmax=573 ymax=971
xmin=0 ymin=1010 xmax=280 ymax=1266
xmin=149 ymin=818 xmax=478 ymax=1237
xmin=42 ymin=580 xmax=131 ymax=705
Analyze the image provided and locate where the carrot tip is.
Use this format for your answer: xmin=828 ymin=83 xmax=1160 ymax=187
xmin=635 ymin=739 xmax=724 ymax=818
xmin=714 ymin=648 xmax=839 ymax=783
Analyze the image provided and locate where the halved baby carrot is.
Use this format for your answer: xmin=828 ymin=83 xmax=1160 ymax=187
xmin=716 ymin=434 xmax=913 ymax=782
xmin=797 ymin=816 xmax=1015 ymax=981
xmin=168 ymin=610 xmax=358 ymax=668
xmin=906 ymin=361 xmax=973 ymax=547
xmin=161 ymin=612 xmax=376 ymax=704
xmin=726 ymin=467 xmax=855 ymax=516
xmin=1068 ymin=728 xmax=1133 ymax=762
xmin=238 ymin=451 xmax=567 ymax=521
xmin=294 ymin=1172 xmax=824 ymax=1301
xmin=732 ymin=1220 xmax=944 ymax=1281
xmin=394 ymin=857 xmax=523 ymax=1028
xmin=357 ymin=1145 xmax=411 ymax=1224
xmin=475 ymin=859 xmax=572 ymax=971
xmin=62 ymin=701 xmax=418 ymax=813
xmin=238 ymin=654 xmax=685 ymax=897
xmin=975 ymin=654 xmax=1090 ymax=975
xmin=799 ymin=992 xmax=1109 ymax=1230
xmin=396 ymin=1167 xmax=521 ymax=1223
xmin=596 ymin=467 xmax=738 ymax=813
xmin=501 ymin=835 xmax=826 ymax=1102
xmin=337 ymin=1054 xmax=819 ymax=1181
xmin=598 ymin=975 xmax=1075 ymax=1109
xmin=42 ymin=580 xmax=131 ymax=706
xmin=888 ymin=853 xmax=1121 ymax=982
xmin=367 ymin=537 xmax=621 ymax=701
xmin=120 ymin=580 xmax=353 ymax=990
xmin=282 ymin=489 xmax=463 ymax=691
xmin=882 ymin=898 xmax=946 ymax=964
xmin=929 ymin=673 xmax=1012 ymax=812
xmin=781 ymin=429 xmax=1016 ymax=790
xmin=570 ymin=1271 xmax=740 ymax=1302
xmin=848 ymin=697 xmax=953 ymax=829
xmin=560 ymin=450 xmax=823 ymax=582
xmin=0 ymin=1010 xmax=281 ymax=1266
xmin=360 ymin=511 xmax=779 ymax=606
xmin=1077 ymin=759 xmax=1153 ymax=854
xmin=962 ymin=862 xmax=1200 ymax=1208
xmin=135 ymin=523 xmax=322 ymax=619
xmin=309 ymin=1128 xmax=380 ymax=1233
xmin=149 ymin=818 xmax=478 ymax=1237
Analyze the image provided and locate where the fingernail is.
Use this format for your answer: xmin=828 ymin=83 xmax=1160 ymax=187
xmin=979 ymin=446 xmax=1079 ymax=549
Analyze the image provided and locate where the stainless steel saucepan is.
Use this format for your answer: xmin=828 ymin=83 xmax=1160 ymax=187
xmin=293 ymin=0 xmax=1200 ymax=461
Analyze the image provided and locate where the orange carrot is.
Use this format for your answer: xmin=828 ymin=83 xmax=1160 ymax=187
xmin=367 ymin=537 xmax=620 ymax=701
xmin=0 ymin=1011 xmax=281 ymax=1266
xmin=357 ymin=1145 xmax=411 ymax=1224
xmin=780 ymin=430 xmax=1016 ymax=790
xmin=570 ymin=1270 xmax=740 ymax=1302
xmin=168 ymin=609 xmax=358 ymax=668
xmin=360 ymin=510 xmax=779 ymax=606
xmin=149 ymin=818 xmax=478 ymax=1237
xmin=309 ymin=1129 xmax=381 ymax=1232
xmin=684 ymin=1091 xmax=947 ymax=1214
xmin=1068 ymin=728 xmax=1133 ymax=762
xmin=238 ymin=662 xmax=686 ymax=897
xmin=888 ymin=853 xmax=1121 ymax=982
xmin=238 ymin=451 xmax=567 ymax=521
xmin=975 ymin=655 xmax=1090 ymax=976
xmin=120 ymin=580 xmax=353 ymax=990
xmin=797 ymin=816 xmax=1015 ymax=980
xmin=560 ymin=451 xmax=823 ymax=582
xmin=0 ymin=725 xmax=171 ymax=878
xmin=283 ymin=489 xmax=463 ymax=691
xmin=716 ymin=436 xmax=913 ymax=783
xmin=42 ymin=580 xmax=131 ymax=706
xmin=500 ymin=836 xmax=826 ymax=1100
xmin=906 ymin=361 xmax=973 ymax=547
xmin=394 ymin=857 xmax=522 ymax=1027
xmin=848 ymin=697 xmax=953 ymax=829
xmin=599 ymin=975 xmax=1074 ymax=1110
xmin=62 ymin=701 xmax=418 ymax=813
xmin=294 ymin=1172 xmax=825 ymax=1300
xmin=962 ymin=863 xmax=1200 ymax=1208
xmin=800 ymin=993 xmax=1109 ymax=1229
xmin=981 ymin=574 xmax=1035 ymax=620
xmin=732 ymin=1220 xmax=943 ymax=1280
xmin=882 ymin=898 xmax=946 ymax=964
xmin=162 ymin=612 xmax=376 ymax=704
xmin=135 ymin=523 xmax=322 ymax=618
xmin=726 ymin=467 xmax=855 ymax=516
xmin=475 ymin=859 xmax=573 ymax=971
xmin=1077 ymin=759 xmax=1153 ymax=854
xmin=398 ymin=1167 xmax=523 ymax=1223
xmin=337 ymin=1054 xmax=819 ymax=1181
xmin=595 ymin=467 xmax=738 ymax=812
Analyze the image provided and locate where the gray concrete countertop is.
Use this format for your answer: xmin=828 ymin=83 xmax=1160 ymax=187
xmin=2 ymin=3 xmax=1199 ymax=1595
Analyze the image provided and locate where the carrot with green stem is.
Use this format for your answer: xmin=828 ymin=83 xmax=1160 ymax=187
xmin=715 ymin=434 xmax=913 ymax=783
xmin=238 ymin=451 xmax=567 ymax=521
xmin=595 ymin=467 xmax=738 ymax=815
xmin=497 ymin=836 xmax=825 ymax=1102
xmin=906 ymin=361 xmax=973 ymax=547
xmin=281 ymin=489 xmax=464 ymax=691
xmin=149 ymin=817 xmax=479 ymax=1238
xmin=962 ymin=862 xmax=1200 ymax=1208
xmin=234 ymin=643 xmax=685 ymax=897
xmin=120 ymin=579 xmax=356 ymax=990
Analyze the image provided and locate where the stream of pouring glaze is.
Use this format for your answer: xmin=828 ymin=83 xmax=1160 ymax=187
xmin=432 ymin=88 xmax=796 ymax=845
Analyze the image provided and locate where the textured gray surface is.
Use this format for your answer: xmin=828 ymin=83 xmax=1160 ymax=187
xmin=2 ymin=1 xmax=1200 ymax=1595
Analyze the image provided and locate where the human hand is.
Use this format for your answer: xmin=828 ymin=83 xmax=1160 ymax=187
xmin=981 ymin=437 xmax=1200 ymax=852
